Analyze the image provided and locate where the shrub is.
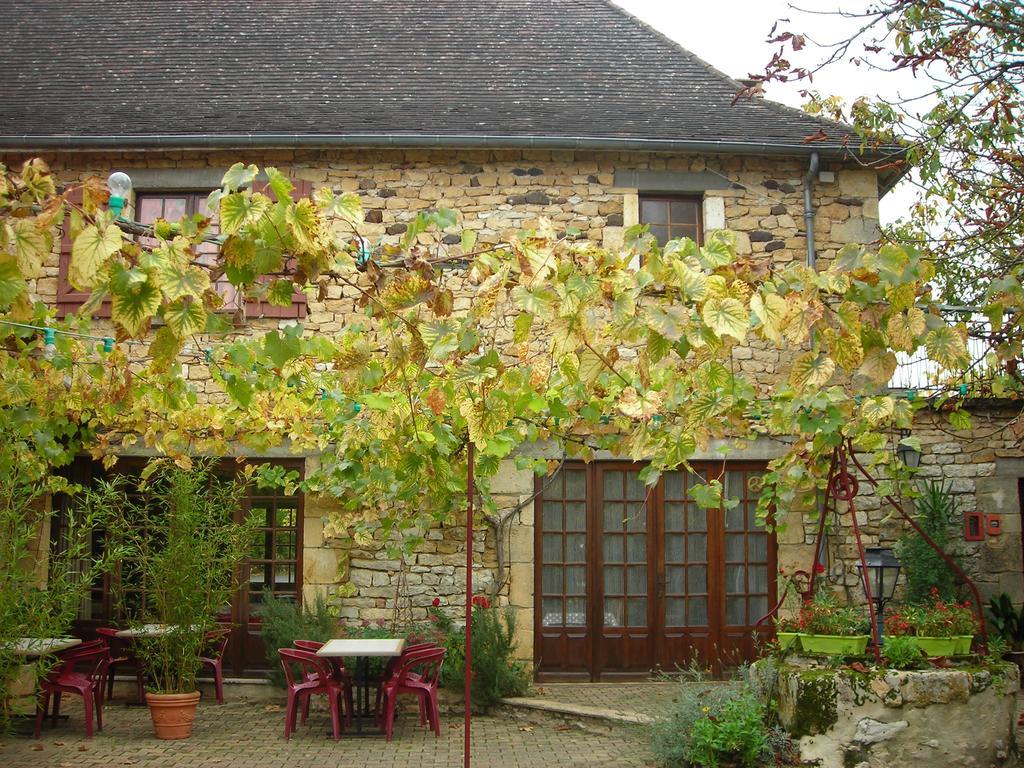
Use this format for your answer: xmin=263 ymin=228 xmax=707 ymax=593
xmin=882 ymin=635 xmax=924 ymax=669
xmin=688 ymin=691 xmax=772 ymax=768
xmin=987 ymin=593 xmax=1024 ymax=650
xmin=259 ymin=591 xmax=338 ymax=687
xmin=110 ymin=461 xmax=255 ymax=694
xmin=896 ymin=481 xmax=956 ymax=603
xmin=650 ymin=679 xmax=776 ymax=768
xmin=430 ymin=597 xmax=530 ymax=712
xmin=466 ymin=600 xmax=531 ymax=710
xmin=0 ymin=468 xmax=123 ymax=730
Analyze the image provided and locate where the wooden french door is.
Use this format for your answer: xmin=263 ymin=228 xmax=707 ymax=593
xmin=535 ymin=462 xmax=774 ymax=680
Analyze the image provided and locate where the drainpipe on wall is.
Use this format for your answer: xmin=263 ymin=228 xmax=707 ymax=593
xmin=804 ymin=151 xmax=820 ymax=269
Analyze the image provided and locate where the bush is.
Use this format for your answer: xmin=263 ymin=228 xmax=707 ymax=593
xmin=430 ymin=597 xmax=530 ymax=712
xmin=688 ymin=691 xmax=771 ymax=768
xmin=650 ymin=679 xmax=775 ymax=768
xmin=896 ymin=481 xmax=957 ymax=603
xmin=466 ymin=600 xmax=531 ymax=710
xmin=110 ymin=461 xmax=255 ymax=694
xmin=259 ymin=591 xmax=338 ymax=687
xmin=0 ymin=467 xmax=123 ymax=730
xmin=882 ymin=635 xmax=924 ymax=669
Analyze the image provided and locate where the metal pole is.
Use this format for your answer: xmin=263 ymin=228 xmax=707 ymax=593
xmin=464 ymin=440 xmax=474 ymax=768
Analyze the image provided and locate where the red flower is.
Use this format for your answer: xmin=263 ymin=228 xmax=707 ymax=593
xmin=472 ymin=595 xmax=491 ymax=609
xmin=814 ymin=562 xmax=825 ymax=575
xmin=432 ymin=597 xmax=441 ymax=608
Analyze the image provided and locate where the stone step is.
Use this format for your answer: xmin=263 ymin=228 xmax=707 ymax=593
xmin=496 ymin=695 xmax=654 ymax=734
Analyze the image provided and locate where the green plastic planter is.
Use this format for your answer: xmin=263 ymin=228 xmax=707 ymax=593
xmin=777 ymin=632 xmax=800 ymax=651
xmin=954 ymin=635 xmax=973 ymax=655
xmin=914 ymin=636 xmax=959 ymax=657
xmin=798 ymin=634 xmax=870 ymax=656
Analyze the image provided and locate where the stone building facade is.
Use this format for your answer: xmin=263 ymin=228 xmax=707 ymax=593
xmin=3 ymin=145 xmax=882 ymax=668
xmin=5 ymin=143 xmax=1021 ymax=675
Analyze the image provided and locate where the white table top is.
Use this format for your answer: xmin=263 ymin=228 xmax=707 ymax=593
xmin=8 ymin=637 xmax=82 ymax=658
xmin=317 ymin=638 xmax=405 ymax=658
xmin=115 ymin=624 xmax=171 ymax=639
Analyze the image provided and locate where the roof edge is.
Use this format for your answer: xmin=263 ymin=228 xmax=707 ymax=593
xmin=0 ymin=132 xmax=897 ymax=161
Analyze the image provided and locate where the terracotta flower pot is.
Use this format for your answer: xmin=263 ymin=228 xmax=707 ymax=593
xmin=145 ymin=691 xmax=201 ymax=739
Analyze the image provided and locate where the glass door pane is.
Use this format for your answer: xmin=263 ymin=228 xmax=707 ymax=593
xmin=538 ymin=467 xmax=588 ymax=627
xmin=722 ymin=469 xmax=769 ymax=627
xmin=663 ymin=470 xmax=709 ymax=627
xmin=600 ymin=469 xmax=649 ymax=628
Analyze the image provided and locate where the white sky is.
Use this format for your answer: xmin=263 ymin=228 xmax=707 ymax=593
xmin=613 ymin=0 xmax=920 ymax=223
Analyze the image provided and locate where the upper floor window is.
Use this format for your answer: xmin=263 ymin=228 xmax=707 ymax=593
xmin=137 ymin=191 xmax=306 ymax=319
xmin=639 ymin=196 xmax=703 ymax=246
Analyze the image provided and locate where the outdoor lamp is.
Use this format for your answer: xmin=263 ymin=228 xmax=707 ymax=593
xmin=896 ymin=429 xmax=922 ymax=468
xmin=857 ymin=546 xmax=901 ymax=642
xmin=107 ymin=171 xmax=133 ymax=219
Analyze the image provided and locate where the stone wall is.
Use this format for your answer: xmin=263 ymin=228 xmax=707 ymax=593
xmin=777 ymin=403 xmax=1024 ymax=613
xmin=757 ymin=660 xmax=1019 ymax=768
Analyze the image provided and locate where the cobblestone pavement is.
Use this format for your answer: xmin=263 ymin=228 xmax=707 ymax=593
xmin=0 ymin=697 xmax=652 ymax=768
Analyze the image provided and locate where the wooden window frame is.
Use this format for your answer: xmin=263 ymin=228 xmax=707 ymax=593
xmin=135 ymin=188 xmax=308 ymax=320
xmin=638 ymin=194 xmax=704 ymax=247
xmin=56 ymin=179 xmax=311 ymax=319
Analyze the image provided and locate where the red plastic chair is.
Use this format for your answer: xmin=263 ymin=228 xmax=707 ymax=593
xmin=34 ymin=642 xmax=110 ymax=739
xmin=96 ymin=627 xmax=146 ymax=703
xmin=292 ymin=639 xmax=353 ymax=725
xmin=374 ymin=642 xmax=441 ymax=720
xmin=278 ymin=647 xmax=346 ymax=741
xmin=379 ymin=647 xmax=446 ymax=742
xmin=199 ymin=628 xmax=230 ymax=704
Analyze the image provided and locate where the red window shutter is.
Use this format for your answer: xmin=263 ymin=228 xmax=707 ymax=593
xmin=247 ymin=177 xmax=311 ymax=320
xmin=56 ymin=187 xmax=112 ymax=318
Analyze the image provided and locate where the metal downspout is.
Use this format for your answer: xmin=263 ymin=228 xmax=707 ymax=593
xmin=804 ymin=151 xmax=820 ymax=269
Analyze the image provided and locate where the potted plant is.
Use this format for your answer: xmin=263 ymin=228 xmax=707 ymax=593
xmin=773 ymin=615 xmax=801 ymax=651
xmin=885 ymin=589 xmax=978 ymax=657
xmin=987 ymin=593 xmax=1024 ymax=677
xmin=790 ymin=591 xmax=870 ymax=656
xmin=113 ymin=461 xmax=254 ymax=739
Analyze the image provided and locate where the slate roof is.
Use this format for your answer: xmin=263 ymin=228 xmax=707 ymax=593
xmin=0 ymin=0 xmax=884 ymax=161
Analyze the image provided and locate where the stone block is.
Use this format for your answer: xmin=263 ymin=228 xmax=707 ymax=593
xmin=830 ymin=217 xmax=880 ymax=245
xmin=304 ymin=548 xmax=338 ymax=584
xmin=837 ymin=169 xmax=878 ymax=198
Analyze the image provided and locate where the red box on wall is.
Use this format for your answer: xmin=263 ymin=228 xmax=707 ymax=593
xmin=964 ymin=511 xmax=984 ymax=541
xmin=985 ymin=514 xmax=1003 ymax=536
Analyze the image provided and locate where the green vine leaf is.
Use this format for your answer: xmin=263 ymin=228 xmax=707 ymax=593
xmin=70 ymin=223 xmax=122 ymax=289
xmin=701 ymin=297 xmax=749 ymax=341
